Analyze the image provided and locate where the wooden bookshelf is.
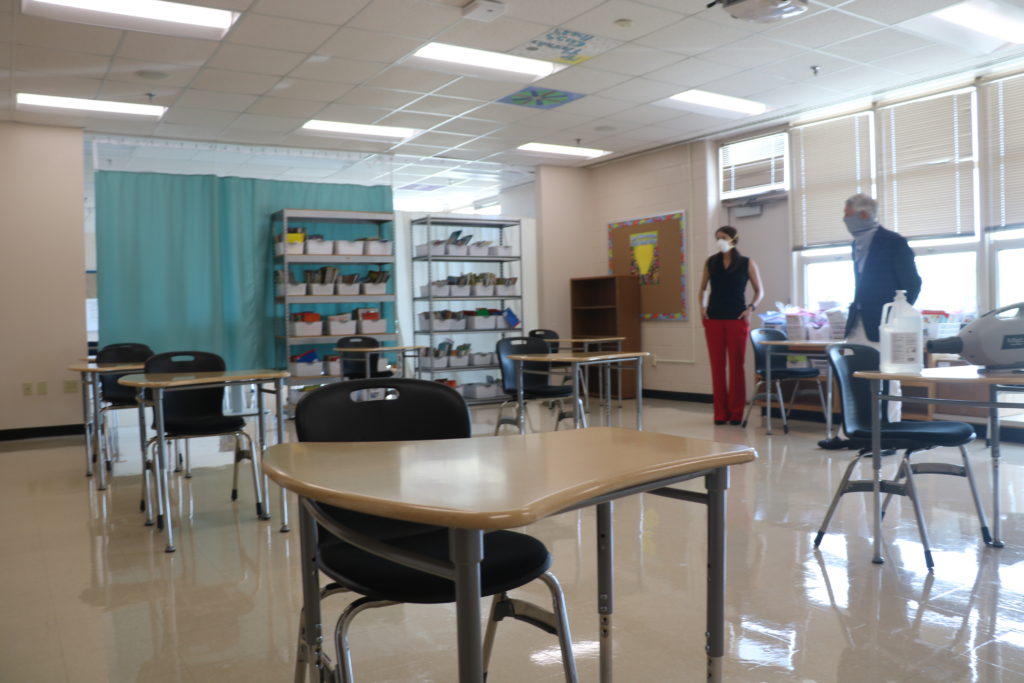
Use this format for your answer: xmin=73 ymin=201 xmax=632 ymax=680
xmin=570 ymin=276 xmax=641 ymax=399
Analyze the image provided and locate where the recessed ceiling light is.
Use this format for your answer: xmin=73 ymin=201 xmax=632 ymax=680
xmin=517 ymin=142 xmax=610 ymax=159
xmin=408 ymin=42 xmax=561 ymax=82
xmin=666 ymin=89 xmax=769 ymax=118
xmin=21 ymin=0 xmax=238 ymax=40
xmin=302 ymin=119 xmax=419 ymax=142
xmin=16 ymin=92 xmax=166 ymax=117
xmin=933 ymin=0 xmax=1024 ymax=44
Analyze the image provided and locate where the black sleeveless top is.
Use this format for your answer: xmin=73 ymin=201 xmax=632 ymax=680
xmin=706 ymin=252 xmax=749 ymax=320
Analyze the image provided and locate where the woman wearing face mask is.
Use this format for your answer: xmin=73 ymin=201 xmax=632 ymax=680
xmin=698 ymin=226 xmax=764 ymax=425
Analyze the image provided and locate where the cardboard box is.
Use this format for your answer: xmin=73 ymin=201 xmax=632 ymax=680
xmin=334 ymin=240 xmax=364 ymax=255
xmin=494 ymin=284 xmax=518 ymax=297
xmin=307 ymin=283 xmax=334 ymax=296
xmin=415 ymin=242 xmax=446 ymax=256
xmin=358 ymin=319 xmax=387 ymax=334
xmin=449 ymin=284 xmax=471 ymax=297
xmin=468 ymin=316 xmax=496 ymax=330
xmin=445 ymin=244 xmax=469 ymax=256
xmin=488 ymin=245 xmax=513 ymax=257
xmin=335 ymin=282 xmax=359 ymax=296
xmin=328 ymin=320 xmax=357 ymax=336
xmin=305 ymin=239 xmax=333 ymax=255
xmin=275 ymin=241 xmax=303 ymax=256
xmin=289 ymin=321 xmax=323 ymax=336
xmin=361 ymin=282 xmax=388 ymax=295
xmin=471 ymin=284 xmax=494 ymax=297
xmin=365 ymin=240 xmax=393 ymax=256
xmin=288 ymin=361 xmax=322 ymax=377
xmin=470 ymin=352 xmax=493 ymax=366
xmin=276 ymin=282 xmax=305 ymax=297
xmin=421 ymin=284 xmax=450 ymax=297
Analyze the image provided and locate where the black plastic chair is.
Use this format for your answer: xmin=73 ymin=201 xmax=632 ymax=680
xmin=293 ymin=378 xmax=578 ymax=683
xmin=335 ymin=336 xmax=393 ymax=379
xmin=813 ymin=344 xmax=989 ymax=569
xmin=528 ymin=328 xmax=560 ymax=353
xmin=495 ymin=336 xmax=577 ymax=434
xmin=741 ymin=328 xmax=827 ymax=433
xmin=143 ymin=351 xmax=264 ymax=518
xmin=95 ymin=343 xmax=153 ymax=471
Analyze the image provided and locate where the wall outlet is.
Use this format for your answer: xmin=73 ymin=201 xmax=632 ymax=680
xmin=64 ymin=380 xmax=79 ymax=394
xmin=36 ymin=381 xmax=48 ymax=396
xmin=22 ymin=383 xmax=32 ymax=397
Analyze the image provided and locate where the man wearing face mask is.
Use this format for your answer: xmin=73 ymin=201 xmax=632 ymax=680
xmin=699 ymin=226 xmax=764 ymax=425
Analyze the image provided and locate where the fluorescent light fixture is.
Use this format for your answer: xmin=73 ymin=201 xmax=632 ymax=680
xmin=408 ymin=42 xmax=560 ymax=82
xmin=21 ymin=0 xmax=238 ymax=40
xmin=933 ymin=0 xmax=1024 ymax=45
xmin=517 ymin=142 xmax=610 ymax=159
xmin=302 ymin=119 xmax=419 ymax=142
xmin=670 ymin=89 xmax=768 ymax=116
xmin=16 ymin=92 xmax=166 ymax=117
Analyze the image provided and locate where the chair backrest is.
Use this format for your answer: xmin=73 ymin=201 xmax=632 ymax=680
xmin=496 ymin=336 xmax=554 ymax=394
xmin=528 ymin=328 xmax=560 ymax=353
xmin=295 ymin=377 xmax=470 ymax=442
xmin=336 ymin=336 xmax=381 ymax=379
xmin=145 ymin=351 xmax=226 ymax=420
xmin=827 ymin=343 xmax=889 ymax=437
xmin=96 ymin=343 xmax=154 ymax=403
xmin=749 ymin=328 xmax=789 ymax=374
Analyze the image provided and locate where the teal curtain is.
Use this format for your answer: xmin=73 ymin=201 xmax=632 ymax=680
xmin=96 ymin=172 xmax=392 ymax=368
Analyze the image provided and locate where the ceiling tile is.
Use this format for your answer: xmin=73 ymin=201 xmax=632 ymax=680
xmin=162 ymin=106 xmax=240 ymax=127
xmin=347 ymin=0 xmax=462 ymax=38
xmin=13 ymin=44 xmax=110 ymax=78
xmin=579 ymin=44 xmax=684 ymax=77
xmin=644 ymin=57 xmax=744 ymax=88
xmin=208 ymin=44 xmax=306 ymax=76
xmin=435 ymin=148 xmax=492 ymax=161
xmin=190 ymin=68 xmax=281 ymax=95
xmin=501 ymin=0 xmax=604 ymax=26
xmin=362 ymin=66 xmax=458 ymax=93
xmin=602 ymin=104 xmax=683 ymax=125
xmin=516 ymin=109 xmax=597 ymax=131
xmin=705 ymin=68 xmax=794 ymax=98
xmin=219 ymin=129 xmax=289 ymax=144
xmin=759 ymin=52 xmax=859 ymax=83
xmin=201 ymin=0 xmax=256 ymax=10
xmin=463 ymin=102 xmax=541 ymax=123
xmin=563 ymin=1 xmax=687 ymax=41
xmin=432 ymin=117 xmax=503 ymax=136
xmin=226 ymin=13 xmax=339 ymax=53
xmin=95 ymin=82 xmax=180 ymax=106
xmin=116 ymin=34 xmax=219 ymax=67
xmin=810 ymin=63 xmax=908 ymax=93
xmin=553 ymin=95 xmax=635 ymax=117
xmin=313 ymin=102 xmax=390 ymax=123
xmin=174 ymin=89 xmax=259 ymax=112
xmin=12 ymin=72 xmax=102 ymax=98
xmin=871 ymin=44 xmax=979 ymax=77
xmin=532 ymin=65 xmax=631 ymax=94
xmin=404 ymin=95 xmax=484 ymax=116
xmin=822 ymin=28 xmax=935 ymax=63
xmin=408 ymin=130 xmax=475 ymax=147
xmin=289 ymin=55 xmax=386 ymax=84
xmin=317 ymin=28 xmax=423 ymax=63
xmin=268 ymin=78 xmax=353 ymax=102
xmin=334 ymin=86 xmax=423 ymax=109
xmin=246 ymin=96 xmax=326 ymax=118
xmin=228 ymin=112 xmax=304 ymax=132
xmin=12 ymin=15 xmax=121 ymax=55
xmin=593 ymin=77 xmax=684 ymax=103
xmin=250 ymin=0 xmax=371 ymax=24
xmin=436 ymin=17 xmax=549 ymax=51
xmin=764 ymin=9 xmax=882 ymax=49
xmin=435 ymin=77 xmax=524 ymax=101
xmin=0 ymin=14 xmax=11 ymax=43
xmin=376 ymin=111 xmax=449 ymax=128
xmin=104 ymin=58 xmax=199 ymax=88
xmin=635 ymin=16 xmax=749 ymax=56
xmin=700 ymin=35 xmax=804 ymax=68
xmin=839 ymin=0 xmax=961 ymax=24
xmin=152 ymin=123 xmax=226 ymax=140
xmin=755 ymin=82 xmax=847 ymax=108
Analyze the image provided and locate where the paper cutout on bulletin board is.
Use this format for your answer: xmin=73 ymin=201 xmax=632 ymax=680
xmin=608 ymin=212 xmax=686 ymax=321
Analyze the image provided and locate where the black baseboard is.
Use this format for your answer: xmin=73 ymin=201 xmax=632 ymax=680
xmin=642 ymin=389 xmax=713 ymax=404
xmin=0 ymin=424 xmax=84 ymax=441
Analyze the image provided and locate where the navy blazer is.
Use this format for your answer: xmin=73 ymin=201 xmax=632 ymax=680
xmin=844 ymin=227 xmax=922 ymax=342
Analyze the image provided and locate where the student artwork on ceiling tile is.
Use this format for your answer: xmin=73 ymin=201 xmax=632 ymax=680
xmin=608 ymin=212 xmax=687 ymax=321
xmin=510 ymin=28 xmax=621 ymax=65
xmin=498 ymin=87 xmax=585 ymax=110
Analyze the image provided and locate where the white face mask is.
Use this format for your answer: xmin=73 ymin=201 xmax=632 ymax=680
xmin=717 ymin=238 xmax=732 ymax=253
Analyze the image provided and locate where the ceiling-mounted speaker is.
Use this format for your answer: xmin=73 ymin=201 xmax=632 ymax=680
xmin=709 ymin=0 xmax=809 ymax=23
xmin=462 ymin=0 xmax=506 ymax=22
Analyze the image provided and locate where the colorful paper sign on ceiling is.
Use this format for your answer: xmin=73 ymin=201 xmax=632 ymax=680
xmin=498 ymin=87 xmax=585 ymax=109
xmin=511 ymin=28 xmax=621 ymax=65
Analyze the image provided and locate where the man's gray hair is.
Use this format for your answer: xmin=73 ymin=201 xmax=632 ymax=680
xmin=846 ymin=193 xmax=878 ymax=218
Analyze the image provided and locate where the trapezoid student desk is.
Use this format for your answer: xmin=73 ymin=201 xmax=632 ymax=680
xmin=854 ymin=365 xmax=1024 ymax=561
xmin=262 ymin=427 xmax=756 ymax=683
xmin=507 ymin=351 xmax=650 ymax=432
xmin=331 ymin=344 xmax=426 ymax=378
xmin=119 ymin=369 xmax=290 ymax=552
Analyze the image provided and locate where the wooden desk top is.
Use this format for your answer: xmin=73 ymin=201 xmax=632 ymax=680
xmin=759 ymin=340 xmax=842 ymax=349
xmin=551 ymin=337 xmax=626 ymax=344
xmin=855 ymin=366 xmax=1024 ymax=385
xmin=333 ymin=345 xmax=425 ymax=353
xmin=263 ymin=427 xmax=755 ymax=531
xmin=507 ymin=351 xmax=650 ymax=364
xmin=118 ymin=369 xmax=289 ymax=388
xmin=69 ymin=362 xmax=145 ymax=374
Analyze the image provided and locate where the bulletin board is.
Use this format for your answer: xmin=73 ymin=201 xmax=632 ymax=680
xmin=608 ymin=211 xmax=687 ymax=321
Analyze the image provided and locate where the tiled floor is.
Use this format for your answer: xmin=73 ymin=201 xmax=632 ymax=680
xmin=3 ymin=399 xmax=1024 ymax=682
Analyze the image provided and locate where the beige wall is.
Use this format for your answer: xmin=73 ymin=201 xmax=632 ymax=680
xmin=0 ymin=122 xmax=85 ymax=430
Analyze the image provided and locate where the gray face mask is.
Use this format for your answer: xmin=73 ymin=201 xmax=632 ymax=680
xmin=844 ymin=214 xmax=878 ymax=235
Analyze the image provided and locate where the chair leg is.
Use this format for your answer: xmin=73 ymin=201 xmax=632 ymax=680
xmin=231 ymin=433 xmax=242 ymax=501
xmin=775 ymin=381 xmax=789 ymax=434
xmin=539 ymin=571 xmax=579 ymax=683
xmin=880 ymin=457 xmax=909 ymax=521
xmin=814 ymin=451 xmax=868 ymax=547
xmin=184 ymin=440 xmax=192 ymax=478
xmin=482 ymin=593 xmax=502 ymax=677
xmin=294 ymin=607 xmax=308 ymax=683
xmin=334 ymin=597 xmax=397 ymax=683
xmin=959 ymin=445 xmax=992 ymax=544
xmin=740 ymin=380 xmax=765 ymax=428
xmin=901 ymin=458 xmax=935 ymax=570
xmin=242 ymin=430 xmax=265 ymax=518
xmin=494 ymin=400 xmax=518 ymax=435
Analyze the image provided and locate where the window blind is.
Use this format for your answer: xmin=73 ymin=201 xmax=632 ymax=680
xmin=719 ymin=132 xmax=787 ymax=200
xmin=877 ymin=89 xmax=976 ymax=239
xmin=981 ymin=74 xmax=1024 ymax=231
xmin=790 ymin=112 xmax=873 ymax=248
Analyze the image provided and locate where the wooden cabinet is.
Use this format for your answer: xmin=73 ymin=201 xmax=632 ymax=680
xmin=570 ymin=276 xmax=641 ymax=399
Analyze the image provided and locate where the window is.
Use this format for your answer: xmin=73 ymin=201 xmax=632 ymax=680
xmin=803 ymin=258 xmax=854 ymax=310
xmin=996 ymin=248 xmax=1024 ymax=306
xmin=719 ymin=132 xmax=788 ymax=200
xmin=982 ymin=74 xmax=1024 ymax=230
xmin=914 ymin=249 xmax=977 ymax=314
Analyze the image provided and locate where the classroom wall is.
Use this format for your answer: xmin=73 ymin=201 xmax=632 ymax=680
xmin=0 ymin=122 xmax=86 ymax=431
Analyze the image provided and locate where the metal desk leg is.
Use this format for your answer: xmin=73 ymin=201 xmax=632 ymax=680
xmin=597 ymin=501 xmax=614 ymax=682
xmin=765 ymin=349 xmax=774 ymax=435
xmin=80 ymin=371 xmax=95 ymax=478
xmin=276 ymin=378 xmax=290 ymax=532
xmin=137 ymin=388 xmax=154 ymax=526
xmin=706 ymin=468 xmax=728 ymax=683
xmin=825 ymin=363 xmax=834 ymax=440
xmin=573 ymin=364 xmax=587 ymax=430
xmin=254 ymin=383 xmax=270 ymax=520
xmin=90 ymin=373 xmax=107 ymax=490
xmin=516 ymin=360 xmax=526 ymax=435
xmin=604 ymin=361 xmax=612 ymax=426
xmin=297 ymin=500 xmax=323 ymax=682
xmin=451 ymin=528 xmax=484 ymax=682
xmin=870 ymin=379 xmax=883 ymax=565
xmin=635 ymin=358 xmax=644 ymax=431
xmin=153 ymin=387 xmax=176 ymax=553
xmin=990 ymin=384 xmax=1004 ymax=547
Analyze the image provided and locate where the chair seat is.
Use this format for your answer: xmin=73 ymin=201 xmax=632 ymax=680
xmin=757 ymin=367 xmax=820 ymax=380
xmin=318 ymin=529 xmax=552 ymax=604
xmin=319 ymin=504 xmax=441 ymax=541
xmin=508 ymin=385 xmax=574 ymax=400
xmin=158 ymin=414 xmax=246 ymax=437
xmin=847 ymin=420 xmax=975 ymax=449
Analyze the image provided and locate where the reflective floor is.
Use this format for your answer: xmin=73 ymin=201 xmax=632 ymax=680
xmin=3 ymin=399 xmax=1024 ymax=682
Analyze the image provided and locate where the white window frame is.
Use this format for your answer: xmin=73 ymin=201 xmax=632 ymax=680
xmin=719 ymin=132 xmax=789 ymax=201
